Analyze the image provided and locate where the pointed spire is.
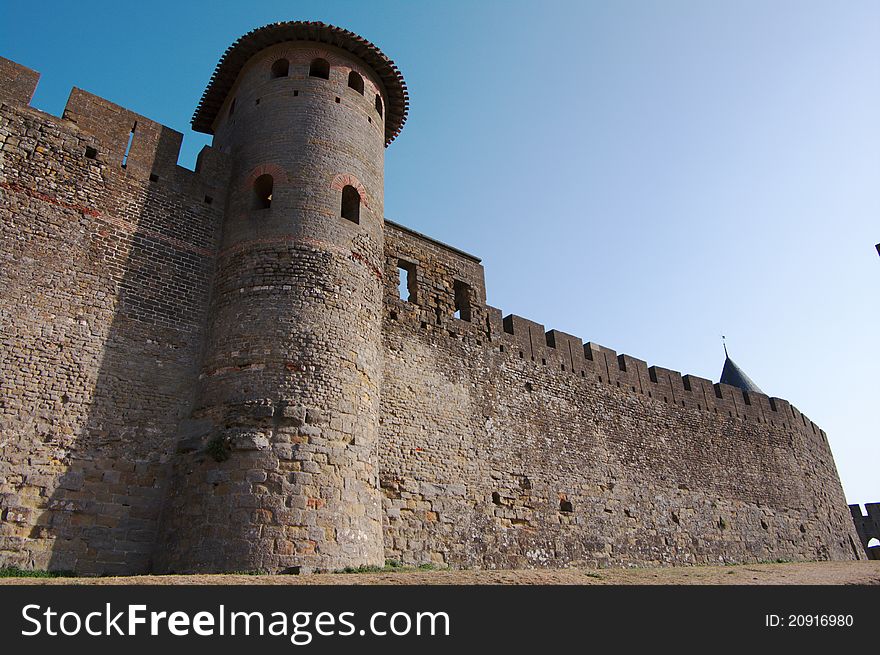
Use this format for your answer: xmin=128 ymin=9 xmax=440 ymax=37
xmin=719 ymin=339 xmax=765 ymax=394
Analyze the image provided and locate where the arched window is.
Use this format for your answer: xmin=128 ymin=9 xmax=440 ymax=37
xmin=341 ymin=185 xmax=360 ymax=223
xmin=347 ymin=71 xmax=364 ymax=94
xmin=869 ymin=538 xmax=880 ymax=548
xmin=374 ymin=94 xmax=383 ymax=117
xmin=253 ymin=174 xmax=273 ymax=210
xmin=271 ymin=58 xmax=289 ymax=78
xmin=309 ymin=58 xmax=330 ymax=80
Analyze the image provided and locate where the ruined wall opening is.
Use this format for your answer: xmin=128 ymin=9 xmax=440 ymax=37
xmin=869 ymin=538 xmax=880 ymax=548
xmin=348 ymin=71 xmax=364 ymax=94
xmin=252 ymin=174 xmax=273 ymax=210
xmin=309 ymin=58 xmax=330 ymax=80
xmin=398 ymin=260 xmax=417 ymax=302
xmin=341 ymin=185 xmax=360 ymax=223
xmin=122 ymin=122 xmax=136 ymax=168
xmin=271 ymin=58 xmax=289 ymax=78
xmin=453 ymin=280 xmax=471 ymax=321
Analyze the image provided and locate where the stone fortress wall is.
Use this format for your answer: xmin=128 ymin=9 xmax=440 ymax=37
xmin=0 ymin=58 xmax=228 ymax=574
xmin=849 ymin=503 xmax=880 ymax=559
xmin=380 ymin=221 xmax=861 ymax=568
xmin=0 ymin=23 xmax=864 ymax=575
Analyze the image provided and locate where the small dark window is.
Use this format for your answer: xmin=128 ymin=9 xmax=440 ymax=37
xmin=374 ymin=94 xmax=383 ymax=117
xmin=335 ymin=97 xmax=340 ymax=103
xmin=309 ymin=58 xmax=330 ymax=80
xmin=204 ymin=195 xmax=213 ymax=205
xmin=341 ymin=185 xmax=360 ymax=223
xmin=229 ymin=97 xmax=236 ymax=117
xmin=453 ymin=280 xmax=471 ymax=321
xmin=348 ymin=71 xmax=364 ymax=94
xmin=253 ymin=174 xmax=273 ymax=209
xmin=149 ymin=173 xmax=159 ymax=183
xmin=271 ymin=58 xmax=289 ymax=78
xmin=398 ymin=260 xmax=417 ymax=302
xmin=84 ymin=146 xmax=97 ymax=159
xmin=560 ymin=499 xmax=574 ymax=513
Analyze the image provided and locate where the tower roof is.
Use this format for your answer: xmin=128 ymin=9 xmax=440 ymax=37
xmin=719 ymin=355 xmax=764 ymax=394
xmin=192 ymin=21 xmax=409 ymax=145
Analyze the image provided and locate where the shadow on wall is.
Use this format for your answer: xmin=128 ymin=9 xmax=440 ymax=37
xmin=2 ymin=86 xmax=226 ymax=575
xmin=849 ymin=503 xmax=880 ymax=562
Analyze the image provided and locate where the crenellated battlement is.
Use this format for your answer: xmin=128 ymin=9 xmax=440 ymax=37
xmin=849 ymin=503 xmax=880 ymax=559
xmin=0 ymin=56 xmax=227 ymax=204
xmin=382 ymin=219 xmax=830 ymax=447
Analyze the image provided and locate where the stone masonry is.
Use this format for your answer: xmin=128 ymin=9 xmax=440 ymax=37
xmin=0 ymin=22 xmax=864 ymax=574
xmin=849 ymin=504 xmax=880 ymax=560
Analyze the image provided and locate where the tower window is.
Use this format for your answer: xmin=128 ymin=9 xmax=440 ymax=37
xmin=309 ymin=58 xmax=330 ymax=80
xmin=253 ymin=174 xmax=273 ymax=210
xmin=453 ymin=280 xmax=471 ymax=322
xmin=271 ymin=58 xmax=289 ymax=78
xmin=374 ymin=94 xmax=383 ymax=117
xmin=229 ymin=97 xmax=236 ymax=117
xmin=348 ymin=71 xmax=364 ymax=94
xmin=398 ymin=260 xmax=417 ymax=302
xmin=341 ymin=185 xmax=360 ymax=223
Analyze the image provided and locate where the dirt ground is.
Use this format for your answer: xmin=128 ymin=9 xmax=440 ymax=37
xmin=2 ymin=560 xmax=878 ymax=585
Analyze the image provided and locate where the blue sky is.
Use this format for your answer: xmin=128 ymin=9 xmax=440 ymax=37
xmin=3 ymin=1 xmax=877 ymax=504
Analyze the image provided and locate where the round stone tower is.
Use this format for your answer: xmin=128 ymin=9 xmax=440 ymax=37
xmin=156 ymin=22 xmax=407 ymax=573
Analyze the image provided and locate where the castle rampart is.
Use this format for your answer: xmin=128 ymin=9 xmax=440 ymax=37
xmin=0 ymin=22 xmax=863 ymax=574
xmin=379 ymin=221 xmax=861 ymax=567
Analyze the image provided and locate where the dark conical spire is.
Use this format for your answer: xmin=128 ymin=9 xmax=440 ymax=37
xmin=719 ymin=341 xmax=764 ymax=394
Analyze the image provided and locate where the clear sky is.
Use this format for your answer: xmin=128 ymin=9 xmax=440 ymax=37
xmin=3 ymin=1 xmax=877 ymax=504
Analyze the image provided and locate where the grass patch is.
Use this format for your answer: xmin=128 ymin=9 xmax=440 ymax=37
xmin=584 ymin=572 xmax=602 ymax=579
xmin=337 ymin=560 xmax=444 ymax=574
xmin=0 ymin=567 xmax=73 ymax=578
xmin=205 ymin=436 xmax=231 ymax=462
